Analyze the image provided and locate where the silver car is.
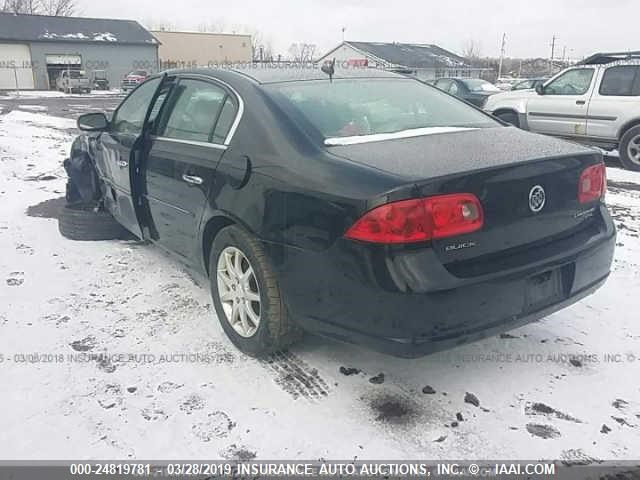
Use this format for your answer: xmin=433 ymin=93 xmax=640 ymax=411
xmin=485 ymin=58 xmax=640 ymax=171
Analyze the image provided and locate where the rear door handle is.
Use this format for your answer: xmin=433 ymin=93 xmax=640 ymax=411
xmin=182 ymin=174 xmax=203 ymax=186
xmin=576 ymin=100 xmax=586 ymax=105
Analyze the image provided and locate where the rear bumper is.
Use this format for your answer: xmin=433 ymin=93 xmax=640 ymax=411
xmin=263 ymin=206 xmax=616 ymax=358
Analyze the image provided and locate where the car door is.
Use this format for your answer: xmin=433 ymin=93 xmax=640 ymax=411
xmin=526 ymin=67 xmax=596 ymax=136
xmin=587 ymin=65 xmax=640 ymax=140
xmin=95 ymin=76 xmax=164 ymax=238
xmin=144 ymin=76 xmax=239 ymax=259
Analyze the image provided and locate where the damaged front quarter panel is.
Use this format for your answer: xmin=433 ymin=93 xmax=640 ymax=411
xmin=63 ymin=133 xmax=104 ymax=207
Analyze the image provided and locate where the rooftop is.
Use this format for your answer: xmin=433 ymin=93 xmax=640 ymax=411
xmin=0 ymin=12 xmax=157 ymax=45
xmin=320 ymin=41 xmax=470 ymax=69
xmin=580 ymin=51 xmax=640 ymax=65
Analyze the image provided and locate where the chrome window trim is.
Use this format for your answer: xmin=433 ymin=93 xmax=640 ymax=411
xmin=325 ymin=127 xmax=479 ymax=146
xmin=153 ymin=136 xmax=228 ymax=150
xmin=173 ymin=73 xmax=245 ymax=146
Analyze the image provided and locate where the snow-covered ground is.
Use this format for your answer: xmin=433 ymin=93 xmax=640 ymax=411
xmin=1 ymin=107 xmax=640 ymax=462
xmin=0 ymin=89 xmax=124 ymax=99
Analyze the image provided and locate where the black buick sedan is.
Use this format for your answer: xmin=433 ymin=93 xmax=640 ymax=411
xmin=67 ymin=67 xmax=615 ymax=358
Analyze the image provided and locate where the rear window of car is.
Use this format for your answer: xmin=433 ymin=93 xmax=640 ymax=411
xmin=599 ymin=66 xmax=640 ymax=96
xmin=265 ymin=78 xmax=498 ymax=140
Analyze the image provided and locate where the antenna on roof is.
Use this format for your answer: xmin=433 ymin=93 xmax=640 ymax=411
xmin=321 ymin=58 xmax=336 ymax=82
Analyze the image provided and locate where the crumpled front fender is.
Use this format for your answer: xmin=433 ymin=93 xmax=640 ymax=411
xmin=63 ymin=134 xmax=102 ymax=206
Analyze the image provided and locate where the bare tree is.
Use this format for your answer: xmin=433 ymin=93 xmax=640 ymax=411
xmin=462 ymin=39 xmax=482 ymax=60
xmin=38 ymin=0 xmax=75 ymax=16
xmin=197 ymin=18 xmax=227 ymax=33
xmin=2 ymin=0 xmax=39 ymax=14
xmin=287 ymin=43 xmax=316 ymax=62
xmin=2 ymin=0 xmax=75 ymax=15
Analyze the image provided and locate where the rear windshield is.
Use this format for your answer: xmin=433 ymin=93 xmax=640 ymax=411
xmin=266 ymin=78 xmax=498 ymax=140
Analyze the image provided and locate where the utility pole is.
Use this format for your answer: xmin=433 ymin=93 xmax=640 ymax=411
xmin=341 ymin=27 xmax=346 ymax=42
xmin=497 ymin=32 xmax=506 ymax=80
xmin=550 ymin=35 xmax=557 ymax=75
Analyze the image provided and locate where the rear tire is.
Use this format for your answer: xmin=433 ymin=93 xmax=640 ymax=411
xmin=495 ymin=111 xmax=520 ymax=128
xmin=209 ymin=225 xmax=301 ymax=357
xmin=619 ymin=125 xmax=640 ymax=171
xmin=58 ymin=204 xmax=131 ymax=241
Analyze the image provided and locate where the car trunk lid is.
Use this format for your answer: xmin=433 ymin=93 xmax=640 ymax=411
xmin=329 ymin=127 xmax=605 ymax=277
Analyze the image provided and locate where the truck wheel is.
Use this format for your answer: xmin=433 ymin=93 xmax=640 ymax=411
xmin=620 ymin=125 xmax=640 ymax=171
xmin=209 ymin=225 xmax=302 ymax=357
xmin=495 ymin=111 xmax=520 ymax=128
xmin=58 ymin=204 xmax=130 ymax=241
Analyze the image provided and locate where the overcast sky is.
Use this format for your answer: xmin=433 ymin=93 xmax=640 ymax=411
xmin=77 ymin=0 xmax=637 ymax=60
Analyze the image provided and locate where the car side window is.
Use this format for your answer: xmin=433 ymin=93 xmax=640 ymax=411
xmin=111 ymin=77 xmax=161 ymax=135
xmin=448 ymin=81 xmax=459 ymax=95
xmin=544 ymin=68 xmax=594 ymax=95
xmin=599 ymin=66 xmax=639 ymax=96
xmin=212 ymin=96 xmax=238 ymax=144
xmin=160 ymin=79 xmax=226 ymax=142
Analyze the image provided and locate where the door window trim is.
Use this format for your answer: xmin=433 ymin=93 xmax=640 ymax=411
xmin=154 ymin=73 xmax=244 ymax=148
xmin=152 ymin=136 xmax=228 ymax=150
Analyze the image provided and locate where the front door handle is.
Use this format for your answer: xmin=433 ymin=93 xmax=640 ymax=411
xmin=182 ymin=174 xmax=204 ymax=186
xmin=576 ymin=100 xmax=586 ymax=105
xmin=117 ymin=160 xmax=128 ymax=168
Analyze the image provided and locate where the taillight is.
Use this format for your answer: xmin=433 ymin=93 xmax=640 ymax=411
xmin=578 ymin=163 xmax=606 ymax=203
xmin=344 ymin=193 xmax=484 ymax=244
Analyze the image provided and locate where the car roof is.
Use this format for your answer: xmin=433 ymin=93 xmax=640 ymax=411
xmin=162 ymin=66 xmax=405 ymax=85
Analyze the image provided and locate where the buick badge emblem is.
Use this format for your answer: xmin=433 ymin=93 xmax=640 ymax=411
xmin=529 ymin=185 xmax=546 ymax=213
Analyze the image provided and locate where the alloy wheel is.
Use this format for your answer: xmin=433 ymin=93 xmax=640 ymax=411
xmin=627 ymin=134 xmax=640 ymax=166
xmin=216 ymin=246 xmax=261 ymax=338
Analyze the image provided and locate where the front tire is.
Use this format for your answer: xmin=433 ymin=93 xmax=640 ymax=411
xmin=619 ymin=125 xmax=640 ymax=171
xmin=209 ymin=225 xmax=301 ymax=357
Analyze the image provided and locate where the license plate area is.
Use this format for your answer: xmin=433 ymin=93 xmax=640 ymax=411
xmin=524 ymin=269 xmax=563 ymax=312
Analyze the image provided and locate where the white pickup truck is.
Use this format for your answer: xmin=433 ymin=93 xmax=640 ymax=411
xmin=484 ymin=56 xmax=640 ymax=171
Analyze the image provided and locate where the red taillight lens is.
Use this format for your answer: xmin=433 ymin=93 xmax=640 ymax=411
xmin=578 ymin=163 xmax=606 ymax=203
xmin=344 ymin=193 xmax=484 ymax=244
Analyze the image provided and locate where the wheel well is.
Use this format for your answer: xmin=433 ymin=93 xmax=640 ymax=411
xmin=618 ymin=118 xmax=640 ymax=140
xmin=202 ymin=216 xmax=235 ymax=276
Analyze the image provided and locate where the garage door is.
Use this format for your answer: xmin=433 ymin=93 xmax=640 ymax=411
xmin=0 ymin=43 xmax=35 ymax=90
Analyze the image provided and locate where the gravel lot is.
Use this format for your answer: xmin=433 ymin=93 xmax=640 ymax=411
xmin=1 ymin=94 xmax=639 ymax=461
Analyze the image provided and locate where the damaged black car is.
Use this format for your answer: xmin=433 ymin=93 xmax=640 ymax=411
xmin=61 ymin=68 xmax=616 ymax=358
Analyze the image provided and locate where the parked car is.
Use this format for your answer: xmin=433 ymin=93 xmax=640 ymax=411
xmin=484 ymin=60 xmax=640 ymax=170
xmin=495 ymin=78 xmax=518 ymax=90
xmin=55 ymin=69 xmax=91 ymax=94
xmin=510 ymin=78 xmax=548 ymax=91
xmin=91 ymin=70 xmax=109 ymax=90
xmin=432 ymin=78 xmax=501 ymax=107
xmin=121 ymin=70 xmax=148 ymax=92
xmin=63 ymin=68 xmax=615 ymax=358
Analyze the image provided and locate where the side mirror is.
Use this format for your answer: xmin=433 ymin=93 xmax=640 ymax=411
xmin=535 ymin=83 xmax=545 ymax=95
xmin=77 ymin=112 xmax=109 ymax=131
